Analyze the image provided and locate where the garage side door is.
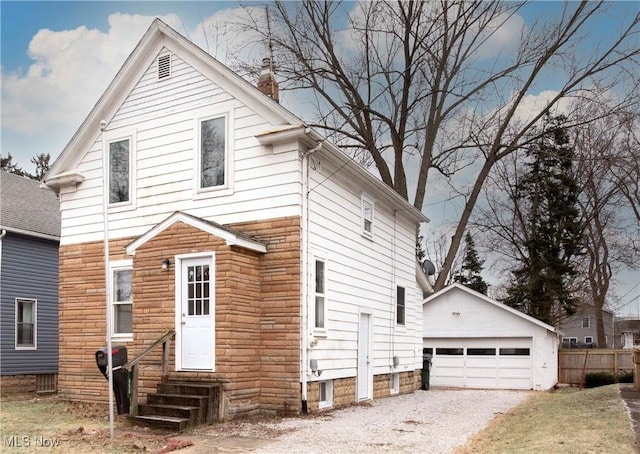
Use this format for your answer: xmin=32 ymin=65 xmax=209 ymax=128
xmin=424 ymin=337 xmax=532 ymax=390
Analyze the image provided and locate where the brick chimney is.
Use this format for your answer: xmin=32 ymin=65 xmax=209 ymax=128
xmin=257 ymin=57 xmax=279 ymax=103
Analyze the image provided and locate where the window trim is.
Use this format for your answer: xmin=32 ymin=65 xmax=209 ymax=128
xmin=312 ymin=253 xmax=328 ymax=335
xmin=318 ymin=380 xmax=333 ymax=409
xmin=396 ymin=285 xmax=406 ymax=326
xmin=110 ymin=259 xmax=133 ymax=341
xmin=106 ymin=129 xmax=136 ymax=211
xmin=15 ymin=298 xmax=37 ymax=350
xmin=194 ymin=106 xmax=235 ymax=198
xmin=361 ymin=195 xmax=375 ymax=239
xmin=585 ymin=336 xmax=593 ymax=344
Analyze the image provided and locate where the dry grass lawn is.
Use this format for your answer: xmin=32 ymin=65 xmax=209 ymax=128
xmin=0 ymin=396 xmax=185 ymax=453
xmin=456 ymin=384 xmax=635 ymax=454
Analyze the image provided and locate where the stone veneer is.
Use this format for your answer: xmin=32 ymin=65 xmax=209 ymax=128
xmin=58 ymin=216 xmax=300 ymax=418
xmin=305 ymin=371 xmax=420 ymax=412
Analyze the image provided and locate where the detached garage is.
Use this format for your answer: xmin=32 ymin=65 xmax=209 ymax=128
xmin=423 ymin=284 xmax=558 ymax=391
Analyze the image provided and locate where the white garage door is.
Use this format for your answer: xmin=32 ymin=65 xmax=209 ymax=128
xmin=424 ymin=337 xmax=533 ymax=390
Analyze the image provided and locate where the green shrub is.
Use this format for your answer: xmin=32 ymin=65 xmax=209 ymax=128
xmin=617 ymin=371 xmax=634 ymax=383
xmin=584 ymin=372 xmax=616 ymax=388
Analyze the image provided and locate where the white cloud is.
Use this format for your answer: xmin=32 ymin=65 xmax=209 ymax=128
xmin=1 ymin=13 xmax=183 ymax=165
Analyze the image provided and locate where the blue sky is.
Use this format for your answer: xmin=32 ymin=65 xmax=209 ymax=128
xmin=1 ymin=1 xmax=638 ymax=313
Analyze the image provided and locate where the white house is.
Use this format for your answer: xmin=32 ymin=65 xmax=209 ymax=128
xmin=44 ymin=18 xmax=430 ymax=422
xmin=423 ymin=284 xmax=558 ymax=391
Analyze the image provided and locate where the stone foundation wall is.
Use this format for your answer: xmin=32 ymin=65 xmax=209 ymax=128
xmin=306 ymin=371 xmax=419 ymax=412
xmin=0 ymin=374 xmax=57 ymax=397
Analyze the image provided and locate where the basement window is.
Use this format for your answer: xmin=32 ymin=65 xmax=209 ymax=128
xmin=158 ymin=54 xmax=171 ymax=80
xmin=319 ymin=380 xmax=333 ymax=409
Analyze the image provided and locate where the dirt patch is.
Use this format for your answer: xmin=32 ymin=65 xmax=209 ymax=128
xmin=0 ymin=396 xmax=191 ymax=453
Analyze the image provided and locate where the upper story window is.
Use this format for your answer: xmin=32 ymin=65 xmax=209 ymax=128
xmin=199 ymin=116 xmax=227 ymax=189
xmin=111 ymin=260 xmax=133 ymax=338
xmin=396 ymin=286 xmax=405 ymax=325
xmin=109 ymin=139 xmax=130 ymax=204
xmin=582 ymin=316 xmax=590 ymax=329
xmin=15 ymin=298 xmax=36 ymax=349
xmin=314 ymin=258 xmax=326 ymax=330
xmin=361 ymin=196 xmax=374 ymax=239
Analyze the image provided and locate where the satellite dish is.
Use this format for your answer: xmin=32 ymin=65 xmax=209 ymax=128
xmin=421 ymin=260 xmax=436 ymax=276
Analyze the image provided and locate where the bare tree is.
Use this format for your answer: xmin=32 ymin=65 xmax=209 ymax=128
xmin=240 ymin=1 xmax=639 ymax=290
xmin=573 ymin=101 xmax=640 ymax=345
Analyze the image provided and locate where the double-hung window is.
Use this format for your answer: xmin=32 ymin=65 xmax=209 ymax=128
xmin=314 ymin=258 xmax=326 ymax=330
xmin=582 ymin=316 xmax=590 ymax=328
xmin=361 ymin=195 xmax=374 ymax=238
xmin=199 ymin=116 xmax=227 ymax=189
xmin=15 ymin=298 xmax=36 ymax=349
xmin=109 ymin=138 xmax=131 ymax=204
xmin=111 ymin=260 xmax=133 ymax=338
xmin=396 ymin=286 xmax=406 ymax=325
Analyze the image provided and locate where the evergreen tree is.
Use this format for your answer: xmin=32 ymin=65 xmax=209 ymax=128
xmin=1 ymin=153 xmax=26 ymax=176
xmin=503 ymin=115 xmax=582 ymax=325
xmin=453 ymin=232 xmax=489 ymax=294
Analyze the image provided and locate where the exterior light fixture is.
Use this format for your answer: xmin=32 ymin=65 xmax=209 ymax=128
xmin=161 ymin=258 xmax=170 ymax=270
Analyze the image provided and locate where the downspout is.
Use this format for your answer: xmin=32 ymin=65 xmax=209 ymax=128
xmin=300 ymin=136 xmax=323 ymax=414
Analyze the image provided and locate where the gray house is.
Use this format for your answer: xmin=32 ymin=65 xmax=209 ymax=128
xmin=559 ymin=303 xmax=615 ymax=348
xmin=0 ymin=171 xmax=60 ymax=395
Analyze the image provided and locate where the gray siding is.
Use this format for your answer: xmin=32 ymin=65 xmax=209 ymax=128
xmin=1 ymin=233 xmax=59 ymax=374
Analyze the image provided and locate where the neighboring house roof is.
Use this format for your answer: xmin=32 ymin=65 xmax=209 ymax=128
xmin=44 ymin=18 xmax=428 ymax=225
xmin=0 ymin=171 xmax=60 ymax=240
xmin=423 ymin=283 xmax=557 ymax=333
xmin=615 ymin=319 xmax=640 ymax=334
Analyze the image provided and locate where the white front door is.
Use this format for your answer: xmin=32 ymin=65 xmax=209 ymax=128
xmin=180 ymin=257 xmax=214 ymax=370
xmin=357 ymin=313 xmax=371 ymax=400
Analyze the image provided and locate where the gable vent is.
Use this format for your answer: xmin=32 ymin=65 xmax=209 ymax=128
xmin=157 ymin=54 xmax=171 ymax=80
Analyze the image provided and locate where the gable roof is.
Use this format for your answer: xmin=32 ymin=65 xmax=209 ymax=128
xmin=45 ymin=19 xmax=429 ymax=225
xmin=125 ymin=211 xmax=267 ymax=255
xmin=0 ymin=171 xmax=60 ymax=240
xmin=423 ymin=283 xmax=556 ymax=333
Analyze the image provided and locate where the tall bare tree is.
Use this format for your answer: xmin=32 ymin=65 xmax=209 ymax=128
xmin=241 ymin=1 xmax=639 ymax=290
xmin=573 ymin=101 xmax=640 ymax=345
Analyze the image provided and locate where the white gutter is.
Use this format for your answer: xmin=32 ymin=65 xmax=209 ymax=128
xmin=100 ymin=120 xmax=116 ymax=438
xmin=300 ymin=138 xmax=324 ymax=413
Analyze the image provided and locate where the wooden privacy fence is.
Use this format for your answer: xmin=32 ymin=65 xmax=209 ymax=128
xmin=558 ymin=349 xmax=633 ymax=384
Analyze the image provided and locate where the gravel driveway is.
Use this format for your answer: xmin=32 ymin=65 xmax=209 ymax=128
xmin=184 ymin=388 xmax=530 ymax=453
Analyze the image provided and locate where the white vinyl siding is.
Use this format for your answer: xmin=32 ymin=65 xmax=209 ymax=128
xmin=58 ymin=52 xmax=301 ymax=245
xmin=305 ymin=154 xmax=421 ymax=380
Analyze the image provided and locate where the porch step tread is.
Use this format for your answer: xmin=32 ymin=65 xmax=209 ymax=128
xmin=134 ymin=415 xmax=189 ymax=423
xmin=140 ymin=403 xmax=199 ymax=411
xmin=152 ymin=393 xmax=208 ymax=399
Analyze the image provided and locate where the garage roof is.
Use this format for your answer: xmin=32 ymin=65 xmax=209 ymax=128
xmin=423 ymin=283 xmax=556 ymax=333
